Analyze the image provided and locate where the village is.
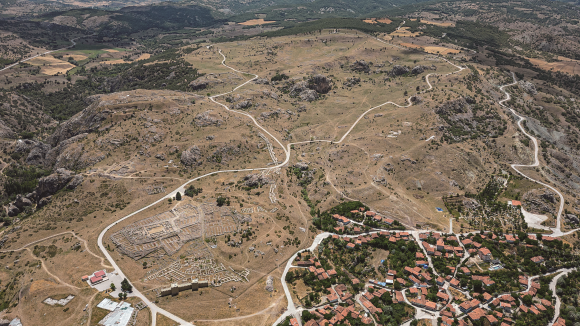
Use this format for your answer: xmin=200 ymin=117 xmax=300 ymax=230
xmin=277 ymin=202 xmax=579 ymax=326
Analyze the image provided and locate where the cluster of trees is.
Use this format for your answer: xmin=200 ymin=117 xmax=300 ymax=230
xmin=3 ymin=164 xmax=51 ymax=202
xmin=184 ymin=185 xmax=202 ymax=197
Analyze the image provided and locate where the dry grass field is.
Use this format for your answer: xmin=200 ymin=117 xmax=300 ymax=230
xmin=400 ymin=43 xmax=461 ymax=55
xmin=239 ymin=19 xmax=276 ymax=26
xmin=526 ymin=56 xmax=580 ymax=75
xmin=390 ymin=27 xmax=422 ymax=37
xmin=363 ymin=18 xmax=393 ymax=24
xmin=27 ymin=55 xmax=76 ymax=75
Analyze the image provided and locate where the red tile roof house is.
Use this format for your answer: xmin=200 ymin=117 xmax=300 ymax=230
xmin=326 ymin=292 xmax=339 ymax=303
xmin=90 ymin=270 xmax=107 ymax=285
xmin=467 ymin=308 xmax=486 ymax=321
xmin=500 ymin=302 xmax=512 ymax=313
xmin=422 ymin=242 xmax=435 ymax=255
xmin=437 ymin=291 xmax=449 ymax=302
xmin=441 ymin=316 xmax=454 ymax=326
xmin=531 ymin=256 xmax=545 ymax=264
xmin=450 ymin=278 xmax=461 ymax=289
xmin=486 ymin=314 xmax=499 ymax=325
xmin=478 ymin=248 xmax=492 ymax=262
xmin=425 ymin=301 xmax=437 ymax=311
xmin=505 ymin=234 xmax=516 ymax=243
xmin=290 ymin=318 xmax=300 ymax=326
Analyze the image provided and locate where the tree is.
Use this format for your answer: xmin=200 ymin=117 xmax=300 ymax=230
xmin=142 ymin=261 xmax=147 ymax=268
xmin=216 ymin=196 xmax=227 ymax=207
xmin=522 ymin=294 xmax=533 ymax=306
xmin=110 ymin=283 xmax=116 ymax=291
xmin=121 ymin=278 xmax=132 ymax=292
xmin=176 ymin=192 xmax=182 ymax=201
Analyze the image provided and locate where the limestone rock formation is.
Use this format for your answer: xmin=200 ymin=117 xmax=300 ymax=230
xmin=66 ymin=175 xmax=84 ymax=190
xmin=390 ymin=65 xmax=410 ymax=76
xmin=47 ymin=95 xmax=108 ymax=146
xmin=35 ymin=168 xmax=77 ymax=201
xmin=299 ymin=89 xmax=318 ymax=102
xmin=308 ymin=75 xmax=332 ymax=94
xmin=181 ymin=145 xmax=203 ymax=166
xmin=25 ymin=141 xmax=52 ymax=166
xmin=13 ymin=195 xmax=32 ymax=210
xmin=7 ymin=204 xmax=19 ymax=217
xmin=243 ymin=173 xmax=271 ymax=187
xmin=350 ymin=60 xmax=370 ymax=73
xmin=0 ymin=119 xmax=15 ymax=139
xmin=233 ymin=100 xmax=252 ymax=110
xmin=194 ymin=110 xmax=223 ymax=127
xmin=265 ymin=276 xmax=274 ymax=292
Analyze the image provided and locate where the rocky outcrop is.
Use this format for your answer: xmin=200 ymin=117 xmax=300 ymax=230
xmin=565 ymin=214 xmax=579 ymax=224
xmin=35 ymin=168 xmax=76 ymax=201
xmin=180 ymin=145 xmax=203 ymax=166
xmin=343 ymin=77 xmax=360 ymax=87
xmin=14 ymin=139 xmax=37 ymax=153
xmin=189 ymin=79 xmax=209 ymax=90
xmin=411 ymin=65 xmax=432 ymax=75
xmin=25 ymin=141 xmax=52 ymax=166
xmin=243 ymin=173 xmax=270 ymax=187
xmin=350 ymin=60 xmax=370 ymax=73
xmin=233 ymin=100 xmax=252 ymax=110
xmin=265 ymin=276 xmax=274 ymax=292
xmin=290 ymin=81 xmax=308 ymax=96
xmin=208 ymin=145 xmax=240 ymax=164
xmin=194 ymin=110 xmax=223 ymax=127
xmin=0 ymin=119 xmax=15 ymax=139
xmin=435 ymin=98 xmax=470 ymax=116
xmin=7 ymin=204 xmax=19 ymax=217
xmin=390 ymin=65 xmax=410 ymax=76
xmin=260 ymin=109 xmax=282 ymax=119
xmin=410 ymin=95 xmax=423 ymax=103
xmin=299 ymin=89 xmax=318 ymax=102
xmin=294 ymin=162 xmax=309 ymax=170
xmin=519 ymin=80 xmax=538 ymax=95
xmin=37 ymin=196 xmax=52 ymax=208
xmin=66 ymin=175 xmax=84 ymax=190
xmin=254 ymin=78 xmax=269 ymax=85
xmin=308 ymin=75 xmax=332 ymax=94
xmin=47 ymin=96 xmax=108 ymax=146
xmin=13 ymin=195 xmax=32 ymax=210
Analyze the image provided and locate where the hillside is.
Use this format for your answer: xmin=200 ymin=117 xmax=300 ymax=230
xmin=0 ymin=0 xmax=580 ymax=325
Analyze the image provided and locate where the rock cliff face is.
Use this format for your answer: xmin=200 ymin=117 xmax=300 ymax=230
xmin=7 ymin=168 xmax=82 ymax=216
xmin=36 ymin=168 xmax=82 ymax=200
xmin=46 ymin=95 xmax=109 ymax=147
xmin=24 ymin=133 xmax=104 ymax=171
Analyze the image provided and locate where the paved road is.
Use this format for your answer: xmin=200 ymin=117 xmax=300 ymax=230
xmin=548 ymin=268 xmax=575 ymax=325
xmin=499 ymin=74 xmax=580 ymax=237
